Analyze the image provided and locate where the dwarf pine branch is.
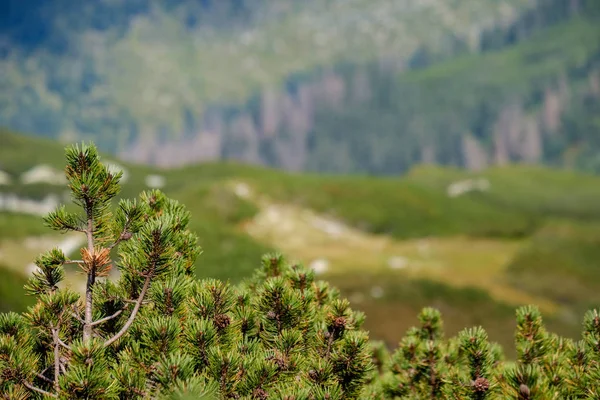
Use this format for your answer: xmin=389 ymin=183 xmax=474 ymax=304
xmin=89 ymin=304 xmax=129 ymax=327
xmin=1 ymin=141 xmax=600 ymax=398
xmin=22 ymin=379 xmax=58 ymax=398
xmin=103 ymin=269 xmax=152 ymax=347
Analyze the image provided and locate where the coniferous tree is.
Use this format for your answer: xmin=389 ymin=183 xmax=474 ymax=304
xmin=1 ymin=141 xmax=600 ymax=399
xmin=0 ymin=143 xmax=375 ymax=399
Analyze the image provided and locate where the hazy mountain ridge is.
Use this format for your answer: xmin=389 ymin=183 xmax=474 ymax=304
xmin=119 ymin=8 xmax=600 ymax=175
xmin=2 ymin=0 xmax=542 ymax=153
xmin=2 ymin=0 xmax=599 ymax=175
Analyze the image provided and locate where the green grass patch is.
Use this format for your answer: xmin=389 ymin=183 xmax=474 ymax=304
xmin=326 ymin=271 xmax=528 ymax=358
xmin=408 ymin=165 xmax=600 ymax=219
xmin=402 ymin=17 xmax=600 ymax=97
xmin=0 ymin=212 xmax=52 ymax=239
xmin=327 ymin=270 xmax=582 ymax=359
xmin=0 ymin=265 xmax=35 ymax=313
xmin=170 ymin=182 xmax=271 ymax=282
xmin=506 ymin=219 xmax=600 ymax=314
xmin=246 ymin=171 xmax=534 ymax=239
xmin=0 ymin=128 xmax=70 ymax=175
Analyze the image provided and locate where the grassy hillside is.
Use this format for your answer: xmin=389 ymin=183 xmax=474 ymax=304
xmin=402 ymin=16 xmax=600 ymax=94
xmin=506 ymin=219 xmax=600 ymax=315
xmin=0 ymin=264 xmax=35 ymax=313
xmin=1 ymin=129 xmax=599 ymax=356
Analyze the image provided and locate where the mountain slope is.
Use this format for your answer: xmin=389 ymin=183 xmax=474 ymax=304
xmin=205 ymin=12 xmax=599 ymax=175
xmin=3 ymin=1 xmax=598 ymax=175
xmin=2 ymin=129 xmax=600 ymax=354
xmin=1 ymin=0 xmax=560 ymax=158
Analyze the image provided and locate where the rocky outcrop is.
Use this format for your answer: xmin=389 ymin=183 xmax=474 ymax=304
xmin=462 ymin=134 xmax=489 ymax=171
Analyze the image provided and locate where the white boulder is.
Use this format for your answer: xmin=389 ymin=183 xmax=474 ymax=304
xmin=145 ymin=174 xmax=166 ymax=188
xmin=21 ymin=165 xmax=66 ymax=185
xmin=447 ymin=178 xmax=490 ymax=198
xmin=309 ymin=258 xmax=329 ymax=274
xmin=0 ymin=170 xmax=11 ymax=185
xmin=387 ymin=256 xmax=408 ymax=269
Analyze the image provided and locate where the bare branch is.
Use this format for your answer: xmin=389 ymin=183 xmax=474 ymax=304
xmin=83 ymin=216 xmax=96 ymax=343
xmin=22 ymin=380 xmax=57 ymax=398
xmin=104 ymin=273 xmax=152 ymax=347
xmin=51 ymin=327 xmax=61 ymax=393
xmin=71 ymin=311 xmax=85 ymax=325
xmin=90 ymin=304 xmax=130 ymax=327
xmin=63 ymin=260 xmax=85 ymax=266
xmin=56 ymin=336 xmax=71 ymax=350
xmin=36 ymin=372 xmax=53 ymax=384
xmin=123 ymin=299 xmax=150 ymax=305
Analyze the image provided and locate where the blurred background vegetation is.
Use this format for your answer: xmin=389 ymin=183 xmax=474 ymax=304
xmin=1 ymin=0 xmax=600 ymax=358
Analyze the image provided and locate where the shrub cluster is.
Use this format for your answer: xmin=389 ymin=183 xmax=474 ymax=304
xmin=0 ymin=143 xmax=599 ymax=399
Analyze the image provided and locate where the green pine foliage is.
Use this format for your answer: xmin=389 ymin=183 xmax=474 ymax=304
xmin=1 ymin=142 xmax=600 ymax=398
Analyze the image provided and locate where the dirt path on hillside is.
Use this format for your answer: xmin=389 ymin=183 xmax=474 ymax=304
xmin=228 ymin=180 xmax=558 ymax=314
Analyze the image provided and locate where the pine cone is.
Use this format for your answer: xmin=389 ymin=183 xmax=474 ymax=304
xmin=519 ymin=383 xmax=531 ymax=399
xmin=253 ymin=388 xmax=268 ymax=400
xmin=120 ymin=231 xmax=133 ymax=241
xmin=333 ymin=316 xmax=346 ymax=329
xmin=214 ymin=314 xmax=231 ymax=330
xmin=273 ymin=356 xmax=286 ymax=370
xmin=471 ymin=377 xmax=490 ymax=393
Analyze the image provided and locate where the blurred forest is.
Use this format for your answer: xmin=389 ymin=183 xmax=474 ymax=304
xmin=1 ymin=0 xmax=599 ymax=174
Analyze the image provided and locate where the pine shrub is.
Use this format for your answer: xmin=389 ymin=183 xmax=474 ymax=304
xmin=0 ymin=142 xmax=599 ymax=399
